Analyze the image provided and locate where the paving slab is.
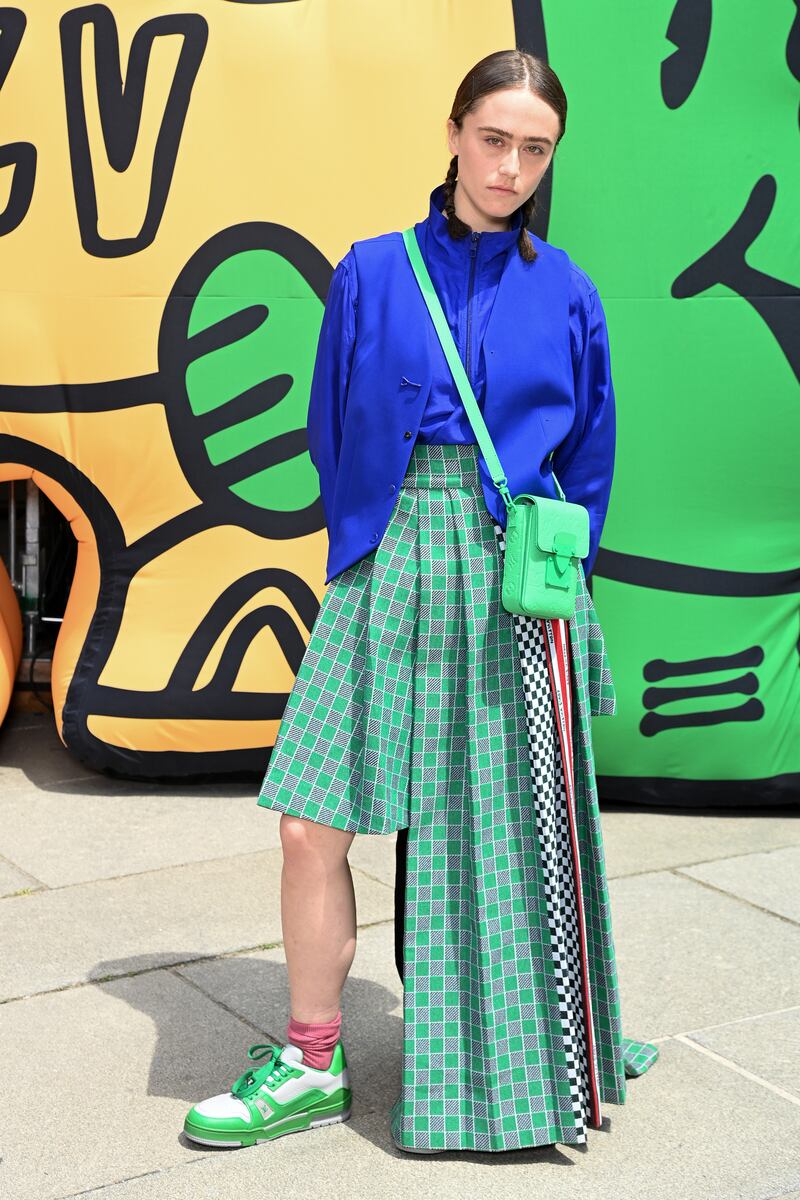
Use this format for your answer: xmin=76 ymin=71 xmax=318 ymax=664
xmin=685 ymin=1007 xmax=800 ymax=1100
xmin=0 ymin=968 xmax=257 ymax=1200
xmin=30 ymin=1038 xmax=800 ymax=1200
xmin=599 ymin=804 xmax=800 ymax=877
xmin=608 ymin=869 xmax=800 ymax=1037
xmin=0 ymin=777 xmax=286 ymax=887
xmin=0 ymin=849 xmax=394 ymax=1002
xmin=0 ymin=855 xmax=42 ymax=898
xmin=0 ymin=711 xmax=399 ymax=889
xmin=678 ymin=845 xmax=800 ymax=923
xmin=0 ymin=711 xmax=99 ymax=792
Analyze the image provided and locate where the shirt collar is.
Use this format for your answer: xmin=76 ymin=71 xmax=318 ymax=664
xmin=425 ymin=181 xmax=524 ymax=265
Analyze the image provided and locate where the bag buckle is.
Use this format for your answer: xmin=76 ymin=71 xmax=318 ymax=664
xmin=546 ymin=531 xmax=578 ymax=589
xmin=496 ymin=478 xmax=516 ymax=512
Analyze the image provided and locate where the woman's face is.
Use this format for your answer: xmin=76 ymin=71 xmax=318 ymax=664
xmin=446 ymin=87 xmax=560 ymax=231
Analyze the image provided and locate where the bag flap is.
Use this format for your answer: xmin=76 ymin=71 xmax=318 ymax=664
xmin=523 ymin=496 xmax=590 ymax=557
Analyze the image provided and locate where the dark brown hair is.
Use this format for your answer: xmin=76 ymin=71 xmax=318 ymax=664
xmin=443 ymin=49 xmax=568 ymax=262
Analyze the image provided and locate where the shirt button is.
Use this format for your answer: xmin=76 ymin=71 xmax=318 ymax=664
xmin=403 ymin=430 xmax=412 ymax=439
xmin=370 ymin=532 xmax=378 ymax=542
xmin=389 ymin=484 xmax=396 ymax=494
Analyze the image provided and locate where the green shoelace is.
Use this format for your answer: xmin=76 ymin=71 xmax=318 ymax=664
xmin=230 ymin=1043 xmax=296 ymax=1099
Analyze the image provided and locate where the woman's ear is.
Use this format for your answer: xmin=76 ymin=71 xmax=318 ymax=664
xmin=446 ymin=117 xmax=459 ymax=157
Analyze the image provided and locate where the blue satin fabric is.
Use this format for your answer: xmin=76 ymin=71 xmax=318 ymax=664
xmin=414 ymin=185 xmax=523 ymax=442
xmin=308 ymin=183 xmax=615 ymax=580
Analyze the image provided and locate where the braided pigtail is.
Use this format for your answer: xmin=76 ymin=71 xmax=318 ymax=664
xmin=441 ymin=155 xmax=471 ymax=241
xmin=515 ymin=192 xmax=537 ymax=263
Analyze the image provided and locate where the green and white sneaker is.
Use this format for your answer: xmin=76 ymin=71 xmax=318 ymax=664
xmin=184 ymin=1040 xmax=351 ymax=1148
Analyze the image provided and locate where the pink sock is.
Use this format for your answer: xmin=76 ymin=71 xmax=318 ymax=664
xmin=286 ymin=1009 xmax=342 ymax=1071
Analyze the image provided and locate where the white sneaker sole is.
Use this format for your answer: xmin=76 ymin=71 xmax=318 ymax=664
xmin=185 ymin=1106 xmax=352 ymax=1148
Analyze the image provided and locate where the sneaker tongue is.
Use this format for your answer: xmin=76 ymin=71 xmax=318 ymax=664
xmin=281 ymin=1043 xmax=304 ymax=1064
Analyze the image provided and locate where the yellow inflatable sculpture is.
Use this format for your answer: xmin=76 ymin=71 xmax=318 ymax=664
xmin=0 ymin=0 xmax=522 ymax=775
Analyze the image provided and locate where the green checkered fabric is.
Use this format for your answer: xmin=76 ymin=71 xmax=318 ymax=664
xmin=620 ymin=1037 xmax=659 ymax=1077
xmin=258 ymin=442 xmax=656 ymax=1151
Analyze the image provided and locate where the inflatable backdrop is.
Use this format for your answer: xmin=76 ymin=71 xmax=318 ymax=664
xmin=0 ymin=0 xmax=797 ymax=802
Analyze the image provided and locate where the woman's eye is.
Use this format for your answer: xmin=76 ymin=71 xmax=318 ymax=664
xmin=485 ymin=137 xmax=542 ymax=155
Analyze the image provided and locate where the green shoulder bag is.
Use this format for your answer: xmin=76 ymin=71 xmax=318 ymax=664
xmin=401 ymin=226 xmax=590 ymax=621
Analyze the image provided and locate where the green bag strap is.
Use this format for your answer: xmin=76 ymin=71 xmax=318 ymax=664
xmin=401 ymin=226 xmax=566 ymax=510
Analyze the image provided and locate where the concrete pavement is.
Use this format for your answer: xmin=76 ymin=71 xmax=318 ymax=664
xmin=1 ymin=707 xmax=798 ymax=1200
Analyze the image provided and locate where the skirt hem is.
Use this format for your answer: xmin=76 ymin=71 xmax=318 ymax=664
xmin=256 ymin=793 xmax=408 ymax=835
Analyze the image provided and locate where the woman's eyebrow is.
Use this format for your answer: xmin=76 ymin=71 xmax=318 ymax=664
xmin=477 ymin=125 xmax=554 ymax=147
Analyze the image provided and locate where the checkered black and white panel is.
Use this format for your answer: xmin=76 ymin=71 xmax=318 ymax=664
xmin=493 ymin=520 xmax=592 ymax=1137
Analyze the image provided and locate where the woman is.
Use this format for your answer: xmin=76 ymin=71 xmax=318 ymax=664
xmin=184 ymin=48 xmax=657 ymax=1156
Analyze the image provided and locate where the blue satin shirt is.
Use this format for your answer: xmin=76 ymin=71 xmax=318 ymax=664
xmin=308 ymin=182 xmax=616 ymax=582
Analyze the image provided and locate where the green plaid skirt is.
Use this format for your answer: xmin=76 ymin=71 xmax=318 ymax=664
xmin=258 ymin=442 xmax=657 ymax=1151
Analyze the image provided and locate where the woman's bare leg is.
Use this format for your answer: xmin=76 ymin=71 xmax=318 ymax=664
xmin=279 ymin=813 xmax=357 ymax=1023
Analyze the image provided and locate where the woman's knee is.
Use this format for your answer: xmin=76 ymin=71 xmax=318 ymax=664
xmin=279 ymin=813 xmax=354 ymax=871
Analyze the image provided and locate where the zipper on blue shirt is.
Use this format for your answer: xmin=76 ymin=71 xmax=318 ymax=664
xmin=465 ymin=231 xmax=480 ymax=386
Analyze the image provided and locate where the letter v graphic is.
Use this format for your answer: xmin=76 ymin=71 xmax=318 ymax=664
xmin=59 ymin=3 xmax=208 ymax=256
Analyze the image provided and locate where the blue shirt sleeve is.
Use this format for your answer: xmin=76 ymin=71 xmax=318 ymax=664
xmin=307 ymin=251 xmax=358 ymax=531
xmin=552 ymin=273 xmax=616 ymax=579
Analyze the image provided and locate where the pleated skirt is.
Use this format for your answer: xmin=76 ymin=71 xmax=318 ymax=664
xmin=257 ymin=441 xmax=654 ymax=1152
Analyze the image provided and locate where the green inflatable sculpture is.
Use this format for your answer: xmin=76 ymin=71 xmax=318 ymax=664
xmin=542 ymin=0 xmax=800 ymax=804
